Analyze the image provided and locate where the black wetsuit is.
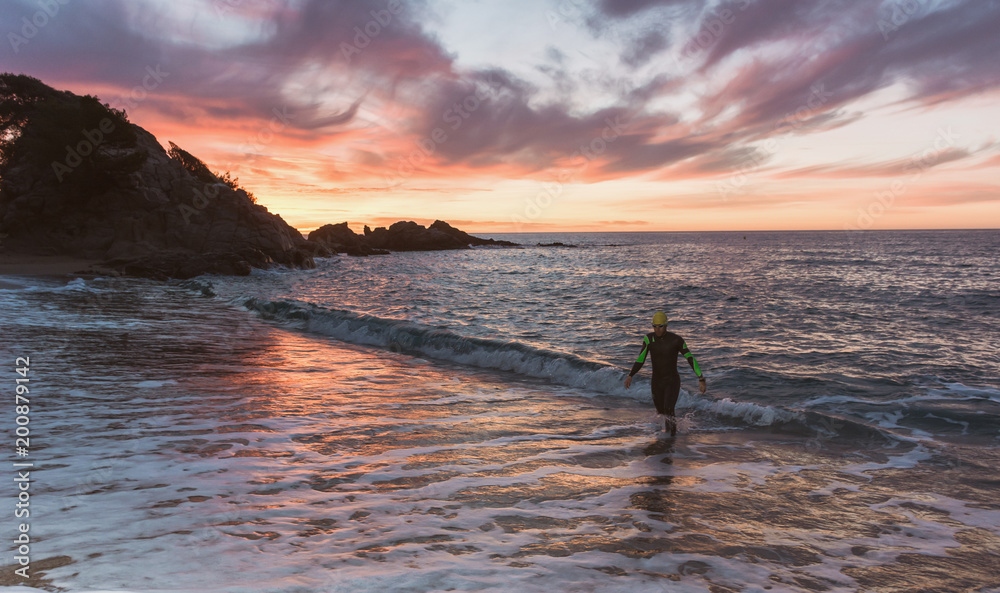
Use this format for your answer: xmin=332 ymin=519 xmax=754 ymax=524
xmin=627 ymin=331 xmax=703 ymax=417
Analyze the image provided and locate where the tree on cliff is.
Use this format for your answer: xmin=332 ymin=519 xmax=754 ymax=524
xmin=167 ymin=141 xmax=255 ymax=203
xmin=0 ymin=73 xmax=147 ymax=198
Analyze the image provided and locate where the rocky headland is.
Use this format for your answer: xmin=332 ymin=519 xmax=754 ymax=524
xmin=308 ymin=220 xmax=517 ymax=256
xmin=0 ymin=74 xmax=516 ymax=280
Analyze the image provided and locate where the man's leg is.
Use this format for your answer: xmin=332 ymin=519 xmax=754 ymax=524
xmin=663 ymin=375 xmax=681 ymax=436
xmin=650 ymin=376 xmax=667 ymax=415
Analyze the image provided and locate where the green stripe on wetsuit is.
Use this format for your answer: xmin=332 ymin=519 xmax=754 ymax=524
xmin=634 ymin=335 xmax=651 ymax=364
xmin=681 ymin=342 xmax=702 ymax=378
xmin=629 ymin=332 xmax=703 ymax=379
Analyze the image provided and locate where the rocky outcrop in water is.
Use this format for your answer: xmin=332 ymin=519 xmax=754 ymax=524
xmin=427 ymin=220 xmax=518 ymax=248
xmin=364 ymin=221 xmax=467 ymax=251
xmin=308 ymin=222 xmax=389 ymax=256
xmin=0 ymin=74 xmax=315 ymax=279
xmin=310 ymin=220 xmax=517 ymax=255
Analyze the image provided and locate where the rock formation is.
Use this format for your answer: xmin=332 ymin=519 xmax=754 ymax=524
xmin=0 ymin=74 xmax=519 ymax=278
xmin=309 ymin=220 xmax=517 ymax=254
xmin=308 ymin=222 xmax=389 ymax=256
xmin=427 ymin=220 xmax=518 ymax=248
xmin=0 ymin=74 xmax=315 ymax=279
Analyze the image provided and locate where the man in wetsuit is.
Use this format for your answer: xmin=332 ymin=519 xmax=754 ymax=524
xmin=624 ymin=311 xmax=706 ymax=435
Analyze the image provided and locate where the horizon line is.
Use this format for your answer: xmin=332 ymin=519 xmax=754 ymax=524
xmin=297 ymin=225 xmax=1000 ymax=235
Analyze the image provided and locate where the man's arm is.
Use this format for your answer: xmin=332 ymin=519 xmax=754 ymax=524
xmin=624 ymin=336 xmax=650 ymax=388
xmin=680 ymin=341 xmax=702 ymax=377
xmin=680 ymin=341 xmax=707 ymax=393
xmin=629 ymin=335 xmax=651 ymax=376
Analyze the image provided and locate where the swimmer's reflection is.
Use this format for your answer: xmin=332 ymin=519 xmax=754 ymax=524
xmin=642 ymin=435 xmax=676 ymax=460
xmin=628 ymin=437 xmax=676 ymax=518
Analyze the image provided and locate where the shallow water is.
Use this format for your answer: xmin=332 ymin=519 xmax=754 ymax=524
xmin=206 ymin=231 xmax=1000 ymax=445
xmin=2 ymin=269 xmax=999 ymax=592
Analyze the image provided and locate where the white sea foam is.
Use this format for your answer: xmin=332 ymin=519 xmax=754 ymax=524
xmin=684 ymin=392 xmax=801 ymax=426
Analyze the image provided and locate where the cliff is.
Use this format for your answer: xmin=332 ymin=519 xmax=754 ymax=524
xmin=0 ymin=73 xmax=315 ymax=279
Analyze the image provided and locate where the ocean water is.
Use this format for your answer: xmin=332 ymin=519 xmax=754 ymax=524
xmin=1 ymin=230 xmax=999 ymax=593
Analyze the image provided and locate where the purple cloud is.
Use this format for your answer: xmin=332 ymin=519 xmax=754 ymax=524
xmin=2 ymin=0 xmax=997 ymax=181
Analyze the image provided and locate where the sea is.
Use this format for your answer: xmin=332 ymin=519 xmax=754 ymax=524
xmin=1 ymin=230 xmax=998 ymax=593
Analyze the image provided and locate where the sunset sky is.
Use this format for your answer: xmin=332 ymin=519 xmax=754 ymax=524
xmin=3 ymin=0 xmax=999 ymax=232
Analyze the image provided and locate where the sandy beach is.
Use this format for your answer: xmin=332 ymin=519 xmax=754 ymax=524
xmin=0 ymin=252 xmax=108 ymax=282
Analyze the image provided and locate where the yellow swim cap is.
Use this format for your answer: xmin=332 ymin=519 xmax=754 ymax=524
xmin=652 ymin=311 xmax=668 ymax=326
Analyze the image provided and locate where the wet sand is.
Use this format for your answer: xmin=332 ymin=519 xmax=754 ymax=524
xmin=0 ymin=252 xmax=107 ymax=280
xmin=3 ymin=271 xmax=999 ymax=593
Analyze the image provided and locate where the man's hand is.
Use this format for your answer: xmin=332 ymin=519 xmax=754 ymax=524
xmin=624 ymin=375 xmax=632 ymax=389
xmin=698 ymin=377 xmax=707 ymax=394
